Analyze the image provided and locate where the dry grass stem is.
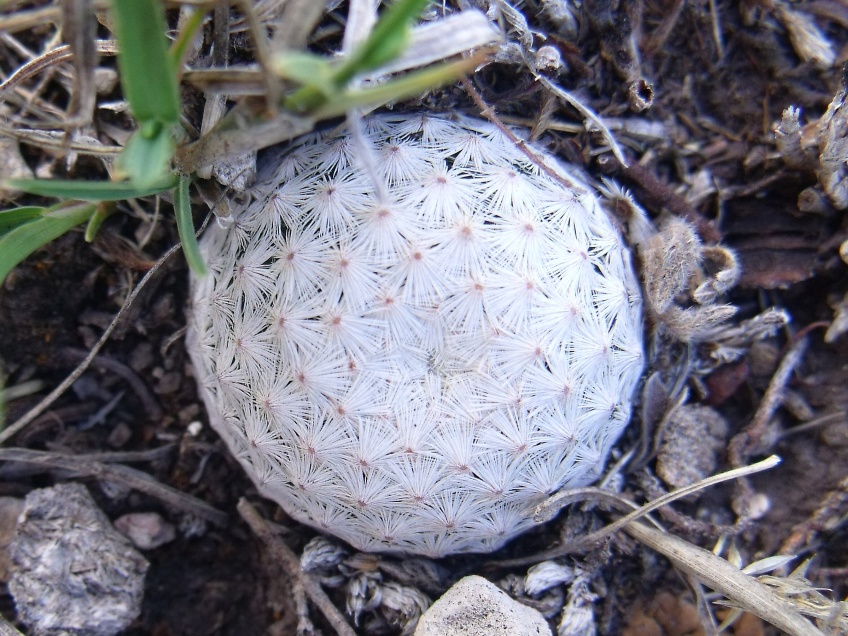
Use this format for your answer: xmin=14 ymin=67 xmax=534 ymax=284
xmin=625 ymin=522 xmax=824 ymax=636
xmin=489 ymin=456 xmax=780 ymax=569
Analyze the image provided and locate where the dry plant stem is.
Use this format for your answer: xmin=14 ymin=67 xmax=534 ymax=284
xmin=599 ymin=155 xmax=722 ymax=243
xmin=237 ymin=499 xmax=357 ymax=636
xmin=61 ymin=0 xmax=97 ymax=127
xmin=0 ymin=447 xmax=228 ymax=526
xmin=0 ymin=0 xmax=110 ymax=34
xmin=0 ymin=40 xmax=118 ymax=111
xmin=779 ymin=473 xmax=848 ymax=556
xmin=728 ymin=336 xmax=809 ymax=467
xmin=777 ymin=412 xmax=844 ymax=440
xmin=708 ymin=0 xmax=724 ymax=58
xmin=489 ymin=455 xmax=780 ymax=569
xmin=0 ymin=125 xmax=121 ymax=155
xmin=0 ymin=444 xmax=175 ymax=480
xmin=343 ymin=0 xmax=379 ymax=53
xmin=531 ymin=71 xmax=628 ymax=166
xmin=270 ymin=0 xmax=328 ymax=51
xmin=636 ymin=469 xmax=741 ymax=539
xmin=234 ymin=0 xmax=280 ymax=110
xmin=461 ymin=77 xmax=583 ymax=192
xmin=641 ymin=0 xmax=685 ymax=56
xmin=0 ymin=240 xmax=183 ymax=445
xmin=625 ymin=522 xmax=824 ymax=636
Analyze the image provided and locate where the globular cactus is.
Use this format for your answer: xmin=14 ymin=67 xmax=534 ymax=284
xmin=188 ymin=113 xmax=644 ymax=557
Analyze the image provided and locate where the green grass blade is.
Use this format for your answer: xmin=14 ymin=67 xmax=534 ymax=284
xmin=4 ymin=176 xmax=178 ymax=201
xmin=110 ymin=0 xmax=180 ymax=124
xmin=115 ymin=126 xmax=176 ymax=188
xmin=174 ymin=175 xmax=206 ymax=276
xmin=284 ymin=0 xmax=431 ymax=114
xmin=84 ymin=203 xmax=115 ymax=242
xmin=0 ymin=202 xmax=96 ymax=285
xmin=335 ymin=0 xmax=431 ymax=83
xmin=0 ymin=206 xmax=46 ymax=234
xmin=314 ymin=54 xmax=485 ymax=119
xmin=273 ymin=52 xmax=337 ymax=94
xmin=169 ymin=6 xmax=207 ymax=72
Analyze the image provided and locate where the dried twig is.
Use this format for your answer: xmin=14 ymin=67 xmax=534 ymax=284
xmin=488 ymin=456 xmax=781 ymax=569
xmin=0 ymin=444 xmax=175 ymax=479
xmin=60 ymin=348 xmax=163 ymax=421
xmin=0 ymin=0 xmax=109 ymax=34
xmin=461 ymin=77 xmax=585 ymax=193
xmin=0 ymin=447 xmax=228 ymax=526
xmin=61 ymin=0 xmax=97 ymax=127
xmin=0 ymin=40 xmax=118 ymax=114
xmin=779 ymin=473 xmax=848 ymax=557
xmin=728 ymin=336 xmax=809 ymax=467
xmin=237 ymin=498 xmax=357 ymax=636
xmin=626 ymin=523 xmax=824 ymax=636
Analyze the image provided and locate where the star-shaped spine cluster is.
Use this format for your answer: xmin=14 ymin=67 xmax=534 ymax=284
xmin=188 ymin=113 xmax=644 ymax=556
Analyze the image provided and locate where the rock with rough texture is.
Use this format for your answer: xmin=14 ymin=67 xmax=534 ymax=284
xmin=656 ymin=404 xmax=729 ymax=490
xmin=9 ymin=483 xmax=149 ymax=636
xmin=414 ymin=575 xmax=552 ymax=636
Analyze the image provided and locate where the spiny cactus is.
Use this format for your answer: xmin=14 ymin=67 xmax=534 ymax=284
xmin=188 ymin=113 xmax=644 ymax=557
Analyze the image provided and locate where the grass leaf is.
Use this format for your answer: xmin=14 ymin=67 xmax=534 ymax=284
xmin=5 ymin=176 xmax=178 ymax=201
xmin=169 ymin=6 xmax=208 ymax=73
xmin=336 ymin=0 xmax=431 ymax=82
xmin=0 ymin=202 xmax=96 ymax=286
xmin=0 ymin=206 xmax=46 ymax=234
xmin=84 ymin=203 xmax=115 ymax=242
xmin=175 ymin=174 xmax=206 ymax=276
xmin=314 ymin=53 xmax=487 ymax=120
xmin=114 ymin=126 xmax=176 ymax=188
xmin=110 ymin=0 xmax=180 ymax=125
xmin=284 ymin=0 xmax=431 ymax=114
xmin=273 ymin=52 xmax=337 ymax=95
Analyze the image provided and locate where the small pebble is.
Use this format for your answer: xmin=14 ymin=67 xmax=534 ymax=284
xmin=107 ymin=421 xmax=133 ymax=448
xmin=114 ymin=512 xmax=177 ymax=550
xmin=657 ymin=404 xmax=729 ymax=490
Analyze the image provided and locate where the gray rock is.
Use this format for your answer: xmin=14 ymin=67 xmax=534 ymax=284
xmin=414 ymin=575 xmax=552 ymax=636
xmin=657 ymin=404 xmax=729 ymax=490
xmin=9 ymin=483 xmax=149 ymax=636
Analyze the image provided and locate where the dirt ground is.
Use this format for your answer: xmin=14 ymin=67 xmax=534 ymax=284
xmin=0 ymin=1 xmax=847 ymax=635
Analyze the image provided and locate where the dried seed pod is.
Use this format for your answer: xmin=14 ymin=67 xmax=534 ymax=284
xmin=188 ymin=113 xmax=644 ymax=556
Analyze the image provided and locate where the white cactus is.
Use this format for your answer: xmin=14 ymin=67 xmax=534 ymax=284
xmin=188 ymin=113 xmax=644 ymax=557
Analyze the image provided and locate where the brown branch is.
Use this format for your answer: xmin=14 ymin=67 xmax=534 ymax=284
xmin=728 ymin=337 xmax=809 ymax=467
xmin=0 ymin=448 xmax=228 ymax=527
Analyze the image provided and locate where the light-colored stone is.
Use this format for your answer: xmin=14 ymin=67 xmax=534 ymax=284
xmin=9 ymin=483 xmax=148 ymax=636
xmin=414 ymin=575 xmax=552 ymax=636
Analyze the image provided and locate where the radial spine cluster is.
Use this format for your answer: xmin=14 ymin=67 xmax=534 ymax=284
xmin=188 ymin=113 xmax=644 ymax=557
